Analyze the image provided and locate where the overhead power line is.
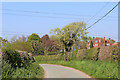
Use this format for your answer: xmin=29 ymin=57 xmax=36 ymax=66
xmin=1 ymin=12 xmax=117 ymax=21
xmin=87 ymin=2 xmax=110 ymax=23
xmin=1 ymin=12 xmax=82 ymax=20
xmin=0 ymin=8 xmax=117 ymax=18
xmin=86 ymin=2 xmax=119 ymax=30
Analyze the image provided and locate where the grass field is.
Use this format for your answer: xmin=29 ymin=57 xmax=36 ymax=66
xmin=35 ymin=55 xmax=118 ymax=79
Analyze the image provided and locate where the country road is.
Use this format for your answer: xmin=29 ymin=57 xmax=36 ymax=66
xmin=39 ymin=64 xmax=91 ymax=78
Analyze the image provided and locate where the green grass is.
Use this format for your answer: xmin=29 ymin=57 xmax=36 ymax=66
xmin=35 ymin=55 xmax=118 ymax=79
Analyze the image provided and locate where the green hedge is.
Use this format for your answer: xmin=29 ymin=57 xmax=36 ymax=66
xmin=35 ymin=54 xmax=64 ymax=61
xmin=47 ymin=52 xmax=60 ymax=55
xmin=77 ymin=47 xmax=100 ymax=61
xmin=87 ymin=47 xmax=100 ymax=61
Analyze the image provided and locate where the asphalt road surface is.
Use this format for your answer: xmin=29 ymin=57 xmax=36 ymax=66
xmin=39 ymin=64 xmax=91 ymax=78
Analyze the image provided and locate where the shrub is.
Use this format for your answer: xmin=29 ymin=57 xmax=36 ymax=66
xmin=2 ymin=48 xmax=23 ymax=68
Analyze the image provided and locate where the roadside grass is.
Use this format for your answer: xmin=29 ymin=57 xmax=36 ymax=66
xmin=35 ymin=55 xmax=118 ymax=79
xmin=2 ymin=60 xmax=44 ymax=79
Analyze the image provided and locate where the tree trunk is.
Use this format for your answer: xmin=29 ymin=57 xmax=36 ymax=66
xmin=64 ymin=47 xmax=67 ymax=61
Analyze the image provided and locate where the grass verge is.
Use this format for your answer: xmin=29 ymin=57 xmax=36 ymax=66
xmin=35 ymin=56 xmax=118 ymax=79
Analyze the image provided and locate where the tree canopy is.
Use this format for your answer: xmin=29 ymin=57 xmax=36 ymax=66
xmin=28 ymin=33 xmax=43 ymax=55
xmin=50 ymin=22 xmax=88 ymax=52
xmin=28 ymin=33 xmax=41 ymax=42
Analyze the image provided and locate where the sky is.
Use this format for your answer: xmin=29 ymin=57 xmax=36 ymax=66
xmin=1 ymin=2 xmax=118 ymax=41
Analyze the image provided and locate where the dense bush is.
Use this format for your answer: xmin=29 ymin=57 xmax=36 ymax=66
xmin=2 ymin=47 xmax=32 ymax=68
xmin=2 ymin=48 xmax=23 ymax=68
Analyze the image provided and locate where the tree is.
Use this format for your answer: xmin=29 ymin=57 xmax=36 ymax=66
xmin=110 ymin=39 xmax=115 ymax=45
xmin=50 ymin=22 xmax=88 ymax=61
xmin=0 ymin=37 xmax=2 ymax=48
xmin=50 ymin=35 xmax=63 ymax=52
xmin=28 ymin=33 xmax=43 ymax=55
xmin=90 ymin=41 xmax=93 ymax=48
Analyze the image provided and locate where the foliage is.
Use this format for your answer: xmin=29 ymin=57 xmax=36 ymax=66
xmin=28 ymin=33 xmax=44 ymax=55
xmin=47 ymin=51 xmax=60 ymax=55
xmin=90 ymin=41 xmax=93 ymax=48
xmin=38 ymin=59 xmax=118 ymax=79
xmin=34 ymin=54 xmax=64 ymax=61
xmin=0 ymin=37 xmax=2 ymax=48
xmin=2 ymin=44 xmax=32 ymax=68
xmin=2 ymin=48 xmax=23 ymax=68
xmin=79 ymin=41 xmax=87 ymax=49
xmin=0 ymin=37 xmax=8 ymax=48
xmin=76 ymin=49 xmax=87 ymax=60
xmin=50 ymin=22 xmax=88 ymax=52
xmin=87 ymin=47 xmax=100 ymax=61
xmin=2 ymin=60 xmax=44 ymax=79
xmin=2 ymin=60 xmax=14 ymax=78
xmin=50 ymin=22 xmax=88 ymax=61
xmin=110 ymin=39 xmax=115 ymax=45
xmin=76 ymin=47 xmax=100 ymax=61
xmin=11 ymin=41 xmax=32 ymax=53
xmin=11 ymin=62 xmax=44 ymax=78
xmin=71 ymin=50 xmax=78 ymax=60
xmin=5 ymin=36 xmax=32 ymax=53
xmin=28 ymin=33 xmax=41 ymax=42
xmin=50 ymin=35 xmax=63 ymax=51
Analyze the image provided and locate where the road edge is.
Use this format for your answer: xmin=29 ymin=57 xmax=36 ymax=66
xmin=39 ymin=63 xmax=91 ymax=78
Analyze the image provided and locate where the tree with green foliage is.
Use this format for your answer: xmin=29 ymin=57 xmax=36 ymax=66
xmin=90 ymin=41 xmax=94 ymax=48
xmin=28 ymin=33 xmax=43 ymax=55
xmin=0 ymin=37 xmax=2 ymax=48
xmin=50 ymin=35 xmax=63 ymax=51
xmin=50 ymin=22 xmax=88 ymax=61
xmin=7 ymin=35 xmax=32 ymax=52
xmin=110 ymin=39 xmax=115 ymax=45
